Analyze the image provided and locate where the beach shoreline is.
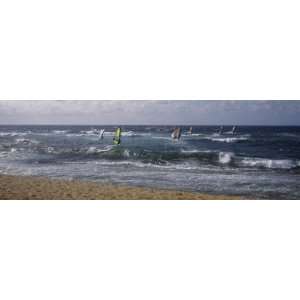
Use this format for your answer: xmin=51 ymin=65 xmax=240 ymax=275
xmin=0 ymin=175 xmax=240 ymax=200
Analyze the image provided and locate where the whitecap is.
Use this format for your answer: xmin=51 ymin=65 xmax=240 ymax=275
xmin=15 ymin=138 xmax=39 ymax=145
xmin=86 ymin=146 xmax=113 ymax=154
xmin=209 ymin=137 xmax=248 ymax=143
xmin=219 ymin=152 xmax=234 ymax=164
xmin=122 ymin=131 xmax=136 ymax=137
xmin=123 ymin=149 xmax=130 ymax=157
xmin=52 ymin=130 xmax=69 ymax=134
xmin=0 ymin=152 xmax=8 ymax=158
xmin=47 ymin=147 xmax=55 ymax=153
xmin=181 ymin=149 xmax=201 ymax=153
xmin=93 ymin=159 xmax=199 ymax=171
xmin=240 ymin=158 xmax=299 ymax=169
xmin=0 ymin=132 xmax=25 ymax=137
xmin=181 ymin=149 xmax=215 ymax=154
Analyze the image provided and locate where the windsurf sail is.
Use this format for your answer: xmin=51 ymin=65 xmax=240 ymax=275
xmin=230 ymin=126 xmax=236 ymax=135
xmin=218 ymin=126 xmax=224 ymax=135
xmin=113 ymin=127 xmax=122 ymax=145
xmin=188 ymin=127 xmax=193 ymax=135
xmin=171 ymin=127 xmax=181 ymax=140
xmin=99 ymin=129 xmax=105 ymax=139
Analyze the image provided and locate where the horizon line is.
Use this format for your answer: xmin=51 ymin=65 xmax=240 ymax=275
xmin=1 ymin=124 xmax=300 ymax=127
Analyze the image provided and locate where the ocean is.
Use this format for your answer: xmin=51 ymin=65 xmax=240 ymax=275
xmin=0 ymin=125 xmax=300 ymax=199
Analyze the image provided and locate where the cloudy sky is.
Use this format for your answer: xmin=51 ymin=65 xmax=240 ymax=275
xmin=0 ymin=100 xmax=299 ymax=125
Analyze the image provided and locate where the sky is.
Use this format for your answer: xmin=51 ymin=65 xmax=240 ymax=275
xmin=0 ymin=100 xmax=300 ymax=125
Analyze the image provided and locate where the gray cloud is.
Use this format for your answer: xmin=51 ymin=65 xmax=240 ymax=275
xmin=0 ymin=100 xmax=299 ymax=125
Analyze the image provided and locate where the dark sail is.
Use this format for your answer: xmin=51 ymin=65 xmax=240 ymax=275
xmin=171 ymin=127 xmax=181 ymax=140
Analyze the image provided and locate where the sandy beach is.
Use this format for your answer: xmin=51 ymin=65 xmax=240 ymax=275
xmin=0 ymin=175 xmax=240 ymax=200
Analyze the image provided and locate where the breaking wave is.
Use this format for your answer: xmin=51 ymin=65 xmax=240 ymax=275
xmin=208 ymin=136 xmax=249 ymax=143
xmin=0 ymin=131 xmax=30 ymax=137
xmin=240 ymin=158 xmax=300 ymax=170
xmin=86 ymin=145 xmax=114 ymax=154
xmin=218 ymin=152 xmax=234 ymax=164
xmin=15 ymin=138 xmax=39 ymax=145
xmin=52 ymin=130 xmax=69 ymax=134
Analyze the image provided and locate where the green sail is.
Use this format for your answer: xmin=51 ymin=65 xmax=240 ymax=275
xmin=113 ymin=127 xmax=122 ymax=145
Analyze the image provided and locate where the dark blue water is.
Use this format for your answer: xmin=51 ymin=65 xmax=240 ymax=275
xmin=0 ymin=125 xmax=300 ymax=199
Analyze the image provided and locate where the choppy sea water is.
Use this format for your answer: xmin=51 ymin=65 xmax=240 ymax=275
xmin=0 ymin=125 xmax=300 ymax=199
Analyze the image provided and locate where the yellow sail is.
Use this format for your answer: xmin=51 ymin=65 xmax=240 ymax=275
xmin=113 ymin=127 xmax=122 ymax=145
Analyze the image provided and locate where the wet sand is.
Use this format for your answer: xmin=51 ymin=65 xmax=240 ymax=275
xmin=0 ymin=175 xmax=240 ymax=200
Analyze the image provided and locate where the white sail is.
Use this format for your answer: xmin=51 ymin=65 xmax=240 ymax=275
xmin=171 ymin=130 xmax=176 ymax=139
xmin=230 ymin=126 xmax=236 ymax=135
xmin=218 ymin=126 xmax=224 ymax=135
xmin=99 ymin=129 xmax=105 ymax=139
xmin=171 ymin=128 xmax=181 ymax=140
